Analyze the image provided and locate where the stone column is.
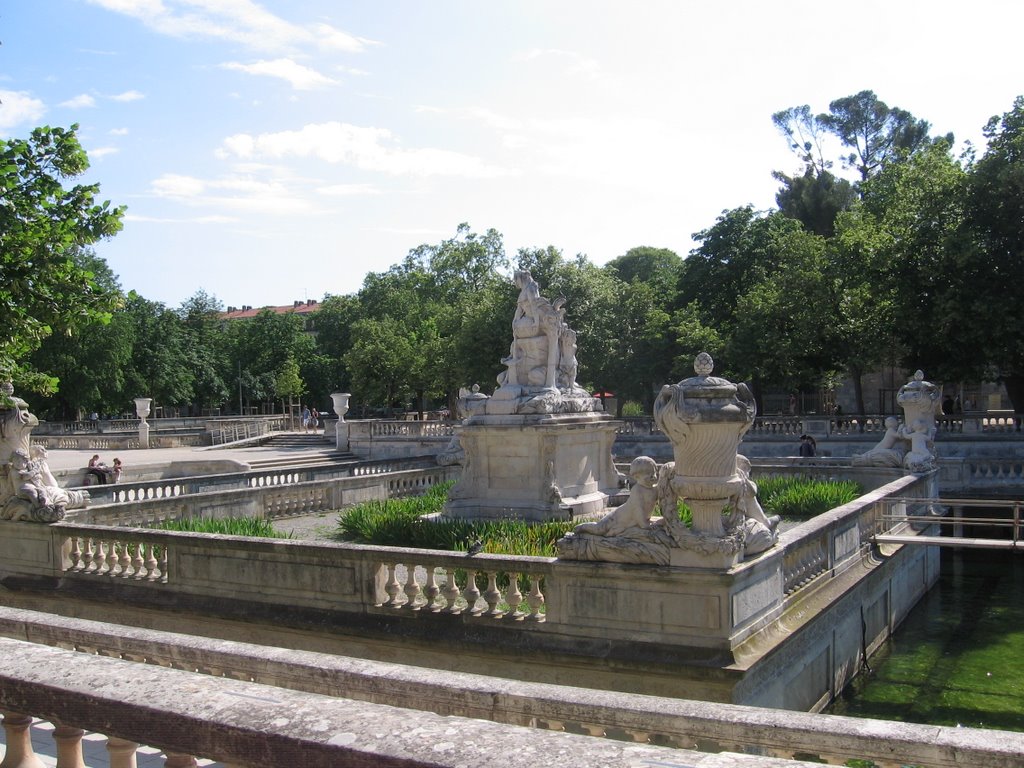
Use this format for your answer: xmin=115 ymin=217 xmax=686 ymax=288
xmin=134 ymin=397 xmax=153 ymax=449
xmin=52 ymin=724 xmax=86 ymax=768
xmin=106 ymin=737 xmax=139 ymax=768
xmin=0 ymin=711 xmax=45 ymax=768
xmin=163 ymin=753 xmax=198 ymax=767
xmin=331 ymin=392 xmax=351 ymax=451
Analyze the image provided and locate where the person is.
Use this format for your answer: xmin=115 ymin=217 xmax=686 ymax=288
xmin=86 ymin=454 xmax=112 ymax=484
xmin=301 ymin=405 xmax=311 ymax=432
xmin=788 ymin=394 xmax=797 ymax=416
xmin=311 ymin=408 xmax=319 ymax=432
xmin=111 ymin=457 xmax=123 ymax=484
xmin=798 ymin=434 xmax=816 ymax=457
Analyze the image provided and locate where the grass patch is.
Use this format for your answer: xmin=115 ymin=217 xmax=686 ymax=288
xmin=757 ymin=475 xmax=862 ymax=521
xmin=157 ymin=516 xmax=294 ymax=538
xmin=335 ymin=476 xmax=862 ymax=554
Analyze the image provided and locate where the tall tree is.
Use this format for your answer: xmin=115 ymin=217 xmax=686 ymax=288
xmin=178 ymin=290 xmax=230 ymax=414
xmin=818 ymin=90 xmax=935 ymax=181
xmin=0 ymin=124 xmax=124 ymax=394
xmin=963 ymin=96 xmax=1024 ymax=411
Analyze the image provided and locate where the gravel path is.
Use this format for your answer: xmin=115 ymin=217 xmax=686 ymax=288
xmin=272 ymin=511 xmax=342 ymax=541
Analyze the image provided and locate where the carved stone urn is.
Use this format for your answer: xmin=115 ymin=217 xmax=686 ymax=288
xmin=330 ymin=392 xmax=351 ymax=451
xmin=653 ymin=353 xmax=756 ymax=537
xmin=134 ymin=397 xmax=152 ymax=449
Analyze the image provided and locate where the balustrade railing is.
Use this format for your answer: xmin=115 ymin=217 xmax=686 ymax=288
xmin=367 ymin=420 xmax=456 ymax=438
xmin=3 ymin=606 xmax=1023 ymax=768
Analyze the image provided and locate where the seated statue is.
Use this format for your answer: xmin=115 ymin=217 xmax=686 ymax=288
xmin=2 ymin=445 xmax=89 ymax=522
xmin=572 ymin=457 xmax=659 ymax=537
xmin=851 ymin=416 xmax=907 ymax=467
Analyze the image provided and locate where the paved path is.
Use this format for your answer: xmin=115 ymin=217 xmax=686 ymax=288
xmin=40 ymin=432 xmax=337 ymax=474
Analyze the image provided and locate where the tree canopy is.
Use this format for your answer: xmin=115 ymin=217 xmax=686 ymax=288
xmin=0 ymin=125 xmax=125 ymax=394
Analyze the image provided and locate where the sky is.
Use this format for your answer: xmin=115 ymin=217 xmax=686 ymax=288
xmin=2 ymin=1 xmax=1022 ymax=310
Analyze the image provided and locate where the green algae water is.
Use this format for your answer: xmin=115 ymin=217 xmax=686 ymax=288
xmin=828 ymin=548 xmax=1024 ymax=731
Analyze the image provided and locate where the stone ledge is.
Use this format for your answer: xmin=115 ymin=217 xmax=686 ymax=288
xmin=0 ymin=636 xmax=827 ymax=768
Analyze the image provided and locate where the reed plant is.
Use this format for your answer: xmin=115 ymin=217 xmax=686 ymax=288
xmin=335 ymin=476 xmax=861 ymax=553
xmin=756 ymin=475 xmax=861 ymax=520
xmin=157 ymin=516 xmax=294 ymax=538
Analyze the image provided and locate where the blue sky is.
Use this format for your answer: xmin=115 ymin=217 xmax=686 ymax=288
xmin=2 ymin=1 xmax=1022 ymax=310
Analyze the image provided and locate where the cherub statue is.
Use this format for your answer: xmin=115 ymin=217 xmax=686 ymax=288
xmin=573 ymin=456 xmax=659 ymax=537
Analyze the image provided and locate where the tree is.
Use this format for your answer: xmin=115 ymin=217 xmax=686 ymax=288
xmin=817 ymin=90 xmax=935 ymax=182
xmin=0 ymin=124 xmax=124 ymax=393
xmin=773 ymin=167 xmax=857 ymax=237
xmin=121 ymin=293 xmax=196 ymax=409
xmin=178 ymin=290 xmax=230 ymax=414
xmin=963 ymin=96 xmax=1024 ymax=411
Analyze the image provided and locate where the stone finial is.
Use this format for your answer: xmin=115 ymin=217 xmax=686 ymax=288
xmin=694 ymin=353 xmax=714 ymax=376
xmin=914 ymin=370 xmax=924 ymax=381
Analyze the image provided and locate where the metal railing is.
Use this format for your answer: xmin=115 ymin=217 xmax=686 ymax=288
xmin=874 ymin=496 xmax=1023 ymax=550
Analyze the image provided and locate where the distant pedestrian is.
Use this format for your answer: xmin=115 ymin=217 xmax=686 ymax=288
xmin=798 ymin=434 xmax=816 ymax=458
xmin=311 ymin=408 xmax=319 ymax=432
xmin=301 ymin=405 xmax=311 ymax=432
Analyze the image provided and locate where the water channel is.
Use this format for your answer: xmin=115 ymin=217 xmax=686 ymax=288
xmin=828 ymin=547 xmax=1024 ymax=732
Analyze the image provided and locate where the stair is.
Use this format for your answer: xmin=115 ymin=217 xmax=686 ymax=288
xmin=245 ymin=432 xmax=361 ymax=470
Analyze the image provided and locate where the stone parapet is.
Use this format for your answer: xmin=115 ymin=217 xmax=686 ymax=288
xmin=1 ymin=611 xmax=1021 ymax=768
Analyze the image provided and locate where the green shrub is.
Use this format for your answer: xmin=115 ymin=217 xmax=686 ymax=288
xmin=756 ymin=475 xmax=861 ymax=520
xmin=336 ymin=476 xmax=861 ymax=554
xmin=157 ymin=516 xmax=294 ymax=538
xmin=336 ymin=482 xmax=574 ymax=556
xmin=620 ymin=401 xmax=646 ymax=417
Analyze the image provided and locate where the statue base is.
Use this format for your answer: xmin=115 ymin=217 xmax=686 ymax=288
xmin=442 ymin=412 xmax=621 ymax=522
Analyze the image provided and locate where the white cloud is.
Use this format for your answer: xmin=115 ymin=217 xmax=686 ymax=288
xmin=221 ymin=59 xmax=337 ymax=90
xmin=148 ymin=171 xmax=317 ymax=215
xmin=125 ymin=212 xmax=238 ymax=224
xmin=514 ymin=48 xmax=602 ymax=80
xmin=89 ymin=146 xmax=119 ymax=158
xmin=59 ymin=93 xmax=97 ymax=109
xmin=110 ymin=90 xmax=145 ymax=102
xmin=85 ymin=0 xmax=377 ymax=54
xmin=110 ymin=127 xmax=130 ymax=135
xmin=218 ymin=122 xmax=515 ymax=178
xmin=0 ymin=90 xmax=46 ymax=132
xmin=316 ymin=183 xmax=381 ymax=197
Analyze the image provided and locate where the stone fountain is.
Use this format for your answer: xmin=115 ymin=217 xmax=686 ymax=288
xmin=557 ymin=354 xmax=778 ymax=568
xmin=852 ymin=370 xmax=941 ymax=473
xmin=441 ymin=270 xmax=620 ymax=522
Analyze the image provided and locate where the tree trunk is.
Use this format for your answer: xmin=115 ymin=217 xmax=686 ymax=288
xmin=849 ymin=364 xmax=866 ymax=429
xmin=1003 ymin=374 xmax=1024 ymax=420
xmin=416 ymin=388 xmax=425 ymax=420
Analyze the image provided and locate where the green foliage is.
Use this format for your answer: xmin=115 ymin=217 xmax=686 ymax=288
xmin=620 ymin=401 xmax=646 ymax=417
xmin=756 ymin=476 xmax=862 ymax=520
xmin=0 ymin=124 xmax=125 ymax=390
xmin=335 ymin=482 xmax=575 ymax=557
xmin=157 ymin=516 xmax=294 ymax=538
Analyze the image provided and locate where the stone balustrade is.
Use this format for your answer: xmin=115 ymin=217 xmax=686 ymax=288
xmin=71 ymin=464 xmax=457 ymax=527
xmin=2 ymin=607 xmax=1022 ymax=768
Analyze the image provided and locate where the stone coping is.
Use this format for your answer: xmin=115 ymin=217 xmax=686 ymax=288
xmin=2 ymin=607 xmax=1021 ymax=768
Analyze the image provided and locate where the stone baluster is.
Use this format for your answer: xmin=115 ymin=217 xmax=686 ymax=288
xmin=142 ymin=543 xmax=157 ymax=579
xmin=422 ymin=568 xmax=441 ymax=611
xmin=463 ymin=570 xmax=481 ymax=614
xmin=441 ymin=568 xmax=461 ymax=613
xmin=92 ymin=538 xmax=107 ymax=573
xmin=163 ymin=753 xmax=198 ymax=767
xmin=526 ymin=576 xmax=545 ymax=620
xmin=0 ymin=711 xmax=45 ymax=768
xmin=131 ymin=543 xmax=145 ymax=578
xmin=68 ymin=537 xmax=82 ymax=570
xmin=117 ymin=541 xmax=132 ymax=577
xmin=80 ymin=538 xmax=95 ymax=572
xmin=402 ymin=566 xmax=422 ymax=609
xmin=483 ymin=572 xmax=502 ymax=617
xmin=52 ymin=724 xmax=86 ymax=767
xmin=159 ymin=544 xmax=170 ymax=581
xmin=383 ymin=564 xmax=401 ymax=607
xmin=106 ymin=737 xmax=139 ymax=768
xmin=505 ymin=573 xmax=523 ymax=617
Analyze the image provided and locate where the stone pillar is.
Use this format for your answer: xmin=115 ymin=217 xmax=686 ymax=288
xmin=331 ymin=392 xmax=350 ymax=451
xmin=0 ymin=711 xmax=45 ymax=768
xmin=134 ymin=397 xmax=153 ymax=450
xmin=52 ymin=724 xmax=86 ymax=768
xmin=106 ymin=737 xmax=139 ymax=768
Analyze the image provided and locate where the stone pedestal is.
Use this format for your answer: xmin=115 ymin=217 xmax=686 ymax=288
xmin=134 ymin=397 xmax=152 ymax=449
xmin=331 ymin=392 xmax=350 ymax=451
xmin=443 ymin=413 xmax=621 ymax=522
